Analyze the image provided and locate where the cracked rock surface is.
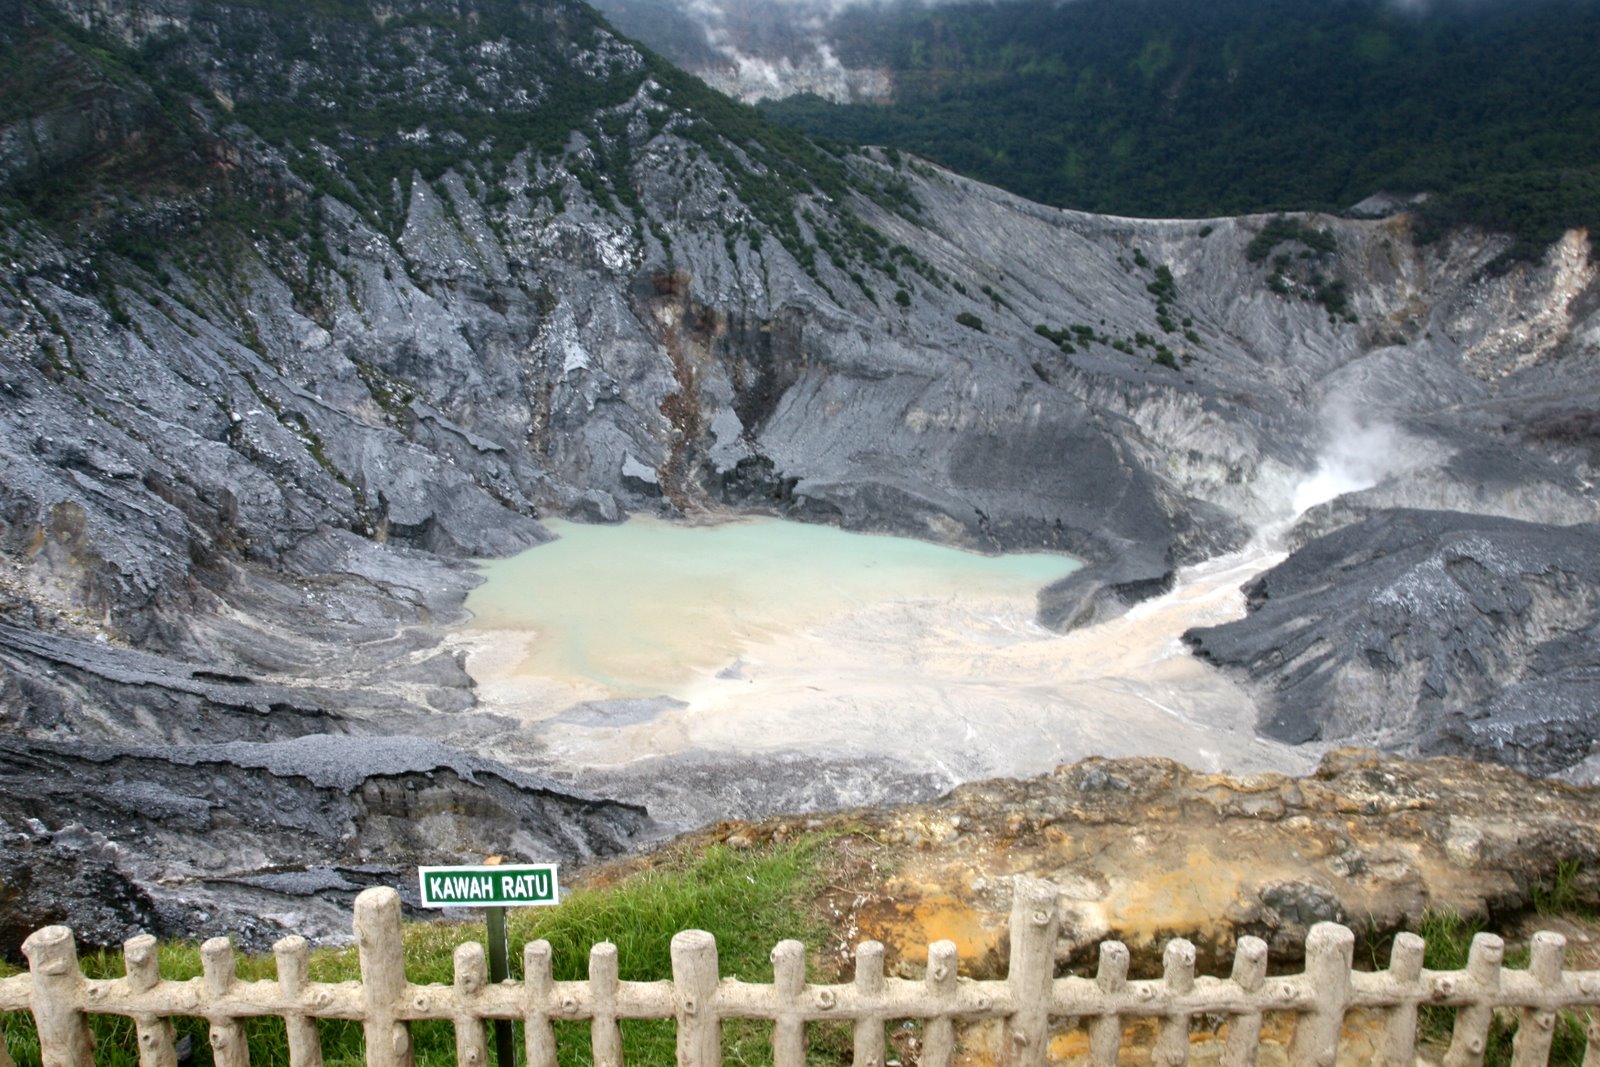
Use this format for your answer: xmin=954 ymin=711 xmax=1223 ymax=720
xmin=0 ymin=736 xmax=649 ymax=951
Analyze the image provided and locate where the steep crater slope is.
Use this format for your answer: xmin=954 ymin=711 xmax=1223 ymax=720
xmin=1186 ymin=510 xmax=1600 ymax=777
xmin=0 ymin=0 xmax=1597 ymax=944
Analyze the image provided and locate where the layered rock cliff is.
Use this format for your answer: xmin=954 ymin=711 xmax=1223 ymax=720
xmin=0 ymin=734 xmax=647 ymax=949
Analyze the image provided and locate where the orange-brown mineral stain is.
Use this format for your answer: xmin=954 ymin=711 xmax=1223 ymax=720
xmin=966 ymin=1010 xmax=1382 ymax=1067
xmin=965 ymin=1008 xmax=1385 ymax=1067
xmin=857 ymin=892 xmax=1006 ymax=974
xmin=1107 ymin=847 xmax=1247 ymax=947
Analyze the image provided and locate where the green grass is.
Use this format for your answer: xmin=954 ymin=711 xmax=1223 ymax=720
xmin=1408 ymin=909 xmax=1592 ymax=1067
xmin=0 ymin=840 xmax=834 ymax=1067
xmin=1533 ymin=860 xmax=1593 ymax=918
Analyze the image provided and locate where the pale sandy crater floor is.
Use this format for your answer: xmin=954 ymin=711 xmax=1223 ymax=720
xmin=446 ymin=517 xmax=1322 ymax=825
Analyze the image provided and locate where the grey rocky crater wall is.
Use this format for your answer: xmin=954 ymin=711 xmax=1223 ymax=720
xmin=1184 ymin=510 xmax=1600 ymax=778
xmin=0 ymin=0 xmax=1598 ymax=947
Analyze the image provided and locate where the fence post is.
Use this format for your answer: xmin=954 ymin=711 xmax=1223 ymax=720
xmin=125 ymin=933 xmax=179 ymax=1067
xmin=922 ymin=940 xmax=959 ymax=1067
xmin=672 ymin=930 xmax=720 ymax=1067
xmin=771 ymin=940 xmax=807 ymax=1067
xmin=274 ymin=936 xmax=323 ymax=1067
xmin=1006 ymin=877 xmax=1059 ymax=1067
xmin=589 ymin=943 xmax=623 ymax=1067
xmin=453 ymin=942 xmax=490 ymax=1067
xmin=1290 ymin=922 xmax=1352 ymax=1067
xmin=1220 ymin=937 xmax=1268 ymax=1067
xmin=1444 ymin=933 xmax=1504 ymax=1067
xmin=1087 ymin=941 xmax=1128 ymax=1067
xmin=355 ymin=887 xmax=415 ymax=1067
xmin=523 ymin=941 xmax=558 ymax=1067
xmin=202 ymin=938 xmax=249 ymax=1067
xmin=1376 ymin=932 xmax=1425 ymax=1067
xmin=1511 ymin=932 xmax=1566 ymax=1067
xmin=852 ymin=942 xmax=886 ymax=1067
xmin=1156 ymin=939 xmax=1196 ymax=1067
xmin=21 ymin=925 xmax=93 ymax=1067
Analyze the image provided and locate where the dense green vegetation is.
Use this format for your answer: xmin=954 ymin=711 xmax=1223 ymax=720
xmin=762 ymin=0 xmax=1600 ymax=256
xmin=0 ymin=841 xmax=836 ymax=1067
xmin=1 ymin=0 xmax=915 ymax=282
xmin=0 ymin=0 xmax=658 ymax=228
xmin=1354 ymin=863 xmax=1597 ymax=1067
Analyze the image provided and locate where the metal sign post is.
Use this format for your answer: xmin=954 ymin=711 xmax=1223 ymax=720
xmin=418 ymin=861 xmax=560 ymax=1066
xmin=485 ymin=904 xmax=512 ymax=1067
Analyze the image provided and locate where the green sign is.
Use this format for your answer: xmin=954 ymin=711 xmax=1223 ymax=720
xmin=417 ymin=864 xmax=560 ymax=908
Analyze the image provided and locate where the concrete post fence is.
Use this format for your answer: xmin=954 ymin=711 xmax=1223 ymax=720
xmin=2 ymin=880 xmax=1598 ymax=1067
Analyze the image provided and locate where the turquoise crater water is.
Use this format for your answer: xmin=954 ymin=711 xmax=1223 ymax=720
xmin=456 ymin=514 xmax=1318 ymax=791
xmin=462 ymin=515 xmax=1081 ymax=698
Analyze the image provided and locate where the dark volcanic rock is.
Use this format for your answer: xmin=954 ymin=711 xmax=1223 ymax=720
xmin=0 ymin=818 xmax=160 ymax=961
xmin=0 ymin=736 xmax=651 ymax=950
xmin=1036 ymin=538 xmax=1177 ymax=630
xmin=1184 ymin=509 xmax=1600 ymax=774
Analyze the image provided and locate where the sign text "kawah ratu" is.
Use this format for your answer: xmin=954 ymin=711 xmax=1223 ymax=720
xmin=417 ymin=863 xmax=560 ymax=908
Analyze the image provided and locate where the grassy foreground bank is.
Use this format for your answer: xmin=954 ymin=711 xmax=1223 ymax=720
xmin=1392 ymin=907 xmax=1592 ymax=1067
xmin=0 ymin=838 xmax=1594 ymax=1067
xmin=0 ymin=840 xmax=835 ymax=1067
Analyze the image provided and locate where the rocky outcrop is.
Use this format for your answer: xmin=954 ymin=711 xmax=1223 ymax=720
xmin=650 ymin=750 xmax=1600 ymax=975
xmin=1184 ymin=510 xmax=1600 ymax=775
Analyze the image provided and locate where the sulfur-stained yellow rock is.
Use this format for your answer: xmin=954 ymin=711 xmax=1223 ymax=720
xmin=615 ymin=749 xmax=1600 ymax=978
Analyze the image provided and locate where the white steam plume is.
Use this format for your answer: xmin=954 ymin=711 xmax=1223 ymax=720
xmin=1290 ymin=405 xmax=1417 ymax=517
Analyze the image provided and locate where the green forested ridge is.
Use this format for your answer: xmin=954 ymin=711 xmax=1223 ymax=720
xmin=4 ymin=0 xmax=682 ymax=218
xmin=762 ymin=0 xmax=1600 ymax=254
xmin=1 ymin=0 xmax=931 ymax=297
xmin=10 ymin=0 xmax=1596 ymax=264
